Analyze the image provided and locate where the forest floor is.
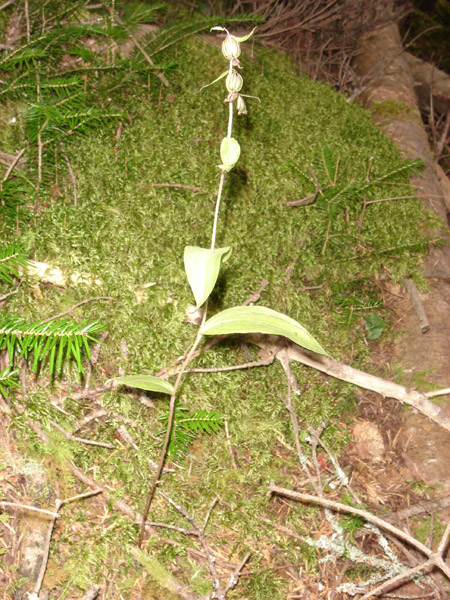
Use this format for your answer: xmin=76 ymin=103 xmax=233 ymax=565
xmin=1 ymin=4 xmax=450 ymax=600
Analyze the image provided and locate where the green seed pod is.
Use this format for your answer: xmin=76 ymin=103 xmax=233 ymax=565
xmin=220 ymin=137 xmax=240 ymax=172
xmin=236 ymin=95 xmax=248 ymax=115
xmin=226 ymin=69 xmax=243 ymax=93
xmin=222 ymin=34 xmax=241 ymax=60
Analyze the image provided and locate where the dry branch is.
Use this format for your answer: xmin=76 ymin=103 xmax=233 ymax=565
xmin=403 ymin=278 xmax=430 ymax=334
xmin=251 ymin=337 xmax=450 ymax=433
xmin=269 ymin=484 xmax=450 ymax=597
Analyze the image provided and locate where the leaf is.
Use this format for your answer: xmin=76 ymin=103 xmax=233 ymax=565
xmin=235 ymin=27 xmax=257 ymax=42
xmin=364 ymin=314 xmax=384 ymax=340
xmin=184 ymin=246 xmax=232 ymax=308
xmin=114 ymin=374 xmax=174 ymax=395
xmin=200 ymin=306 xmax=327 ymax=355
xmin=199 ymin=70 xmax=228 ymax=92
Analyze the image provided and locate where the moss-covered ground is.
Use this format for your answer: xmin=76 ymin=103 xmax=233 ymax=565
xmin=0 ymin=7 xmax=431 ymax=598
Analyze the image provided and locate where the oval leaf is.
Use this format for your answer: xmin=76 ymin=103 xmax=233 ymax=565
xmin=184 ymin=246 xmax=232 ymax=308
xmin=114 ymin=375 xmax=174 ymax=395
xmin=200 ymin=305 xmax=327 ymax=355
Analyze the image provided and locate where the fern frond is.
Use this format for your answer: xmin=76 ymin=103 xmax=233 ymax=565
xmin=136 ymin=14 xmax=261 ymax=58
xmin=0 ymin=315 xmax=104 ymax=375
xmin=157 ymin=406 xmax=224 ymax=457
xmin=178 ymin=409 xmax=224 ymax=434
xmin=0 ymin=367 xmax=20 ymax=397
xmin=0 ymin=245 xmax=28 ymax=285
xmin=122 ymin=1 xmax=167 ymax=27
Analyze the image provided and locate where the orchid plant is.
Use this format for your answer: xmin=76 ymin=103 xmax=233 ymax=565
xmin=113 ymin=26 xmax=327 ymax=545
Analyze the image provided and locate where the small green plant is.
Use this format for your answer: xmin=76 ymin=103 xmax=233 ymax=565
xmin=0 ymin=243 xmax=103 ymax=391
xmin=114 ymin=25 xmax=327 ymax=549
xmin=157 ymin=405 xmax=224 ymax=458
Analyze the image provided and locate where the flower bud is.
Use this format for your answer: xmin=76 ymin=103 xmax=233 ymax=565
xmin=236 ymin=95 xmax=248 ymax=115
xmin=220 ymin=137 xmax=240 ymax=172
xmin=226 ymin=69 xmax=243 ymax=93
xmin=222 ymin=34 xmax=241 ymax=61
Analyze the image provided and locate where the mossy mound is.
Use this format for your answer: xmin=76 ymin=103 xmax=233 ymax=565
xmin=4 ymin=34 xmax=427 ymax=598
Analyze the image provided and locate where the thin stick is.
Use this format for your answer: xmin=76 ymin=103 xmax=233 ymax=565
xmin=0 ymin=501 xmax=59 ymax=518
xmin=403 ymin=279 xmax=430 ymax=334
xmin=278 ymin=350 xmax=320 ymax=495
xmin=39 ymin=296 xmax=116 ymax=325
xmin=50 ymin=420 xmax=115 ymax=449
xmin=268 ymin=484 xmax=433 ymax=557
xmin=159 ymin=491 xmax=223 ymax=599
xmin=359 ymin=560 xmax=435 ymax=600
xmin=202 ymin=497 xmax=218 ymax=534
xmin=1 ymin=148 xmax=25 ymax=184
xmin=426 ymin=388 xmax=450 ymax=398
xmin=223 ymin=551 xmax=252 ymax=596
xmin=150 ymin=183 xmax=203 ymax=193
xmin=185 ymin=355 xmax=274 ymax=373
xmin=278 ymin=341 xmax=450 ymax=433
xmin=100 ymin=1 xmax=169 ymax=87
xmin=0 ymin=0 xmax=15 ymax=10
xmin=56 ymin=384 xmax=112 ymax=404
xmin=0 ymin=289 xmax=18 ymax=302
xmin=33 ymin=489 xmax=102 ymax=597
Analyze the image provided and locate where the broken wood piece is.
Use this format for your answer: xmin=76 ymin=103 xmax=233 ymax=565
xmin=247 ymin=335 xmax=450 ymax=433
xmin=403 ymin=278 xmax=430 ymax=333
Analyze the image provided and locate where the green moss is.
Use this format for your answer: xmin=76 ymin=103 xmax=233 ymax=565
xmin=2 ymin=25 xmax=432 ymax=600
xmin=369 ymin=100 xmax=421 ymax=120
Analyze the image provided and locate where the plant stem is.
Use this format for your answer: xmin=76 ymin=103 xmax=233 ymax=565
xmin=227 ymin=98 xmax=233 ymax=138
xmin=138 ymin=311 xmax=207 ymax=547
xmin=210 ymin=169 xmax=225 ymax=250
xmin=211 ymin=101 xmax=234 ymax=250
xmin=140 ymin=66 xmax=236 ymax=545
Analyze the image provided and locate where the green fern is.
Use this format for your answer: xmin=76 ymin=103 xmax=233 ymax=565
xmin=157 ymin=406 xmax=224 ymax=458
xmin=0 ymin=367 xmax=20 ymax=397
xmin=0 ymin=315 xmax=104 ymax=375
xmin=134 ymin=13 xmax=261 ymax=59
xmin=0 ymin=245 xmax=29 ymax=285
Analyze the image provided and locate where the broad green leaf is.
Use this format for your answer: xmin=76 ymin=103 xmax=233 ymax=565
xmin=200 ymin=305 xmax=327 ymax=355
xmin=184 ymin=246 xmax=232 ymax=308
xmin=364 ymin=314 xmax=384 ymax=340
xmin=114 ymin=375 xmax=174 ymax=395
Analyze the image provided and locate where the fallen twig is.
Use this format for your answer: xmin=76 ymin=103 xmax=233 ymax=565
xmin=84 ymin=330 xmax=109 ymax=389
xmin=160 ymin=491 xmax=222 ymax=597
xmin=268 ymin=485 xmax=450 ymax=586
xmin=252 ymin=337 xmax=450 ymax=433
xmin=0 ymin=501 xmax=59 ymax=519
xmin=403 ymin=278 xmax=430 ymax=334
xmin=39 ymin=296 xmax=116 ymax=325
xmin=426 ymin=388 xmax=450 ymax=399
xmin=150 ymin=182 xmax=204 ymax=193
xmin=0 ymin=289 xmax=18 ymax=303
xmin=1 ymin=148 xmax=25 ymax=183
xmin=50 ymin=420 xmax=115 ymax=449
xmin=31 ymin=489 xmax=102 ymax=599
xmin=158 ymin=491 xmax=249 ymax=600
